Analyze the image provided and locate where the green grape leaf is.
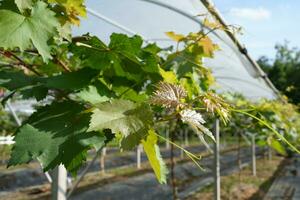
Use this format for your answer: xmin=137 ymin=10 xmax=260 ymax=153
xmin=8 ymin=101 xmax=109 ymax=174
xmin=14 ymin=0 xmax=32 ymax=12
xmin=77 ymin=85 xmax=110 ymax=104
xmin=142 ymin=129 xmax=168 ymax=184
xmin=269 ymin=138 xmax=287 ymax=156
xmin=44 ymin=68 xmax=98 ymax=90
xmin=70 ymin=35 xmax=117 ymax=70
xmin=0 ymin=0 xmax=19 ymax=11
xmin=109 ymin=33 xmax=143 ymax=62
xmin=109 ymin=33 xmax=161 ymax=76
xmin=0 ymin=1 xmax=60 ymax=61
xmin=120 ymin=128 xmax=147 ymax=151
xmin=0 ymin=69 xmax=40 ymax=90
xmin=71 ymin=34 xmax=162 ymax=83
xmin=0 ymin=67 xmax=98 ymax=97
xmin=20 ymin=86 xmax=48 ymax=101
xmin=88 ymin=99 xmax=153 ymax=138
xmin=112 ymin=85 xmax=147 ymax=102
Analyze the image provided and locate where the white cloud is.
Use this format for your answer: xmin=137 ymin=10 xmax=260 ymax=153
xmin=229 ymin=7 xmax=271 ymax=21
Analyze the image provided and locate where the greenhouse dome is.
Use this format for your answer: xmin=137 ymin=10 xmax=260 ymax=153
xmin=73 ymin=0 xmax=279 ymax=100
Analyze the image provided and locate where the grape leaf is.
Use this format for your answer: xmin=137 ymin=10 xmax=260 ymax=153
xmin=77 ymin=85 xmax=110 ymax=104
xmin=165 ymin=31 xmax=185 ymax=42
xmin=269 ymin=138 xmax=287 ymax=156
xmin=142 ymin=129 xmax=168 ymax=184
xmin=8 ymin=101 xmax=109 ymax=174
xmin=159 ymin=68 xmax=177 ymax=84
xmin=0 ymin=67 xmax=98 ymax=99
xmin=0 ymin=1 xmax=60 ymax=61
xmin=48 ymin=0 xmax=86 ymax=25
xmin=71 ymin=34 xmax=161 ymax=83
xmin=0 ymin=68 xmax=40 ymax=90
xmin=70 ymin=35 xmax=115 ymax=70
xmin=20 ymin=86 xmax=48 ymax=101
xmin=44 ymin=67 xmax=98 ymax=90
xmin=88 ymin=99 xmax=153 ymax=138
xmin=198 ymin=36 xmax=219 ymax=57
xmin=14 ymin=0 xmax=32 ymax=12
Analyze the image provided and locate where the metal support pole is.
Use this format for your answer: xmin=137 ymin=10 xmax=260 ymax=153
xmin=67 ymin=149 xmax=103 ymax=199
xmin=51 ymin=165 xmax=67 ymax=200
xmin=166 ymin=129 xmax=170 ymax=149
xmin=184 ymin=129 xmax=189 ymax=146
xmin=251 ymin=134 xmax=256 ymax=176
xmin=6 ymin=101 xmax=22 ymax=126
xmin=180 ymin=130 xmax=184 ymax=159
xmin=100 ymin=147 xmax=107 ymax=174
xmin=268 ymin=147 xmax=272 ymax=161
xmin=213 ymin=119 xmax=220 ymax=200
xmin=137 ymin=144 xmax=142 ymax=169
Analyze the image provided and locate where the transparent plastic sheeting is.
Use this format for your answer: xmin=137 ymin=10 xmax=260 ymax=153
xmin=73 ymin=0 xmax=277 ymax=100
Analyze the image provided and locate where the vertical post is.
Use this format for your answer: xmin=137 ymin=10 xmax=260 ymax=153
xmin=251 ymin=134 xmax=256 ymax=176
xmin=180 ymin=130 xmax=184 ymax=159
xmin=100 ymin=147 xmax=107 ymax=174
xmin=51 ymin=165 xmax=67 ymax=200
xmin=7 ymin=101 xmax=22 ymax=126
xmin=137 ymin=144 xmax=142 ymax=169
xmin=184 ymin=129 xmax=189 ymax=146
xmin=213 ymin=119 xmax=220 ymax=200
xmin=237 ymin=132 xmax=242 ymax=170
xmin=268 ymin=147 xmax=272 ymax=161
xmin=166 ymin=129 xmax=170 ymax=149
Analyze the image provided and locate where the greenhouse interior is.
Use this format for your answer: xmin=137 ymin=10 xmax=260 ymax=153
xmin=0 ymin=0 xmax=299 ymax=200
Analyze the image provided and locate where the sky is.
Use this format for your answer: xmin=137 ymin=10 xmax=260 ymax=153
xmin=213 ymin=0 xmax=300 ymax=60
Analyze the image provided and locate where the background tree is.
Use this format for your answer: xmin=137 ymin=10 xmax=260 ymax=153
xmin=257 ymin=42 xmax=300 ymax=105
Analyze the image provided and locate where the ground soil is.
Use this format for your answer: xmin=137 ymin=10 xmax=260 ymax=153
xmin=187 ymin=156 xmax=284 ymax=200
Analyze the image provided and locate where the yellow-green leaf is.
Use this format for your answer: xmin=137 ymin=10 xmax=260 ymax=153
xmin=48 ymin=0 xmax=86 ymax=25
xmin=269 ymin=138 xmax=287 ymax=156
xmin=165 ymin=31 xmax=185 ymax=42
xmin=159 ymin=67 xmax=177 ymax=84
xmin=142 ymin=129 xmax=168 ymax=184
xmin=198 ymin=36 xmax=219 ymax=57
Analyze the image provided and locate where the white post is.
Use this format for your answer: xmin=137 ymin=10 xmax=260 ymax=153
xmin=51 ymin=165 xmax=67 ymax=200
xmin=213 ymin=119 xmax=220 ymax=200
xmin=251 ymin=134 xmax=256 ymax=176
xmin=100 ymin=147 xmax=107 ymax=174
xmin=184 ymin=129 xmax=189 ymax=146
xmin=137 ymin=144 xmax=142 ymax=169
xmin=166 ymin=129 xmax=170 ymax=149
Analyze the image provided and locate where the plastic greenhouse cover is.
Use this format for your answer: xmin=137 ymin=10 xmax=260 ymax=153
xmin=5 ymin=0 xmax=278 ymax=116
xmin=73 ymin=0 xmax=278 ymax=100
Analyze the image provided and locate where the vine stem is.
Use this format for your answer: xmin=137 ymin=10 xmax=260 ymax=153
xmin=54 ymin=58 xmax=71 ymax=72
xmin=155 ymin=132 xmax=204 ymax=170
xmin=0 ymin=50 xmax=41 ymax=75
xmin=232 ymin=109 xmax=300 ymax=154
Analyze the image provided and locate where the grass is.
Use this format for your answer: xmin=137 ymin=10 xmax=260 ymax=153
xmin=187 ymin=155 xmax=284 ymax=200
